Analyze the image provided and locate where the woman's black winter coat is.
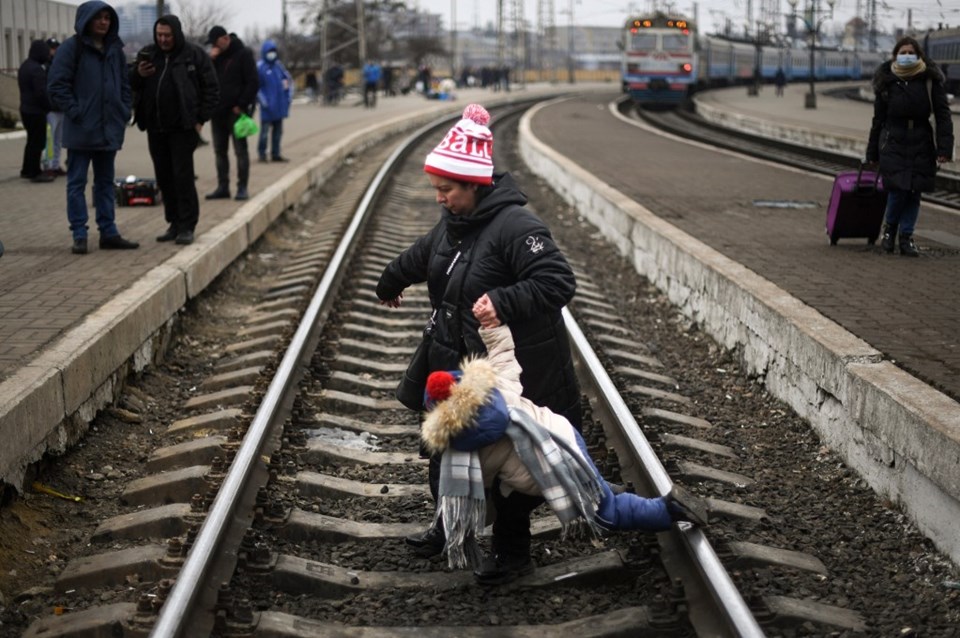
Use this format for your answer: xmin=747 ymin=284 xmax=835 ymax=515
xmin=866 ymin=61 xmax=954 ymax=192
xmin=377 ymin=172 xmax=581 ymax=423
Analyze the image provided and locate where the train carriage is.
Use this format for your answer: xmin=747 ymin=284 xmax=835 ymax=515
xmin=623 ymin=11 xmax=883 ymax=108
xmin=924 ymin=27 xmax=960 ymax=95
xmin=621 ymin=13 xmax=697 ymax=105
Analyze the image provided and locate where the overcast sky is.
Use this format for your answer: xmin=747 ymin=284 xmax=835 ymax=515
xmin=233 ymin=0 xmax=959 ymax=36
xmin=64 ymin=1 xmax=959 ymax=40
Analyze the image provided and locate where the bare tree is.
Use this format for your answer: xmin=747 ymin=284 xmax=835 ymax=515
xmin=174 ymin=0 xmax=231 ymax=43
xmin=298 ymin=1 xmax=440 ymax=67
xmin=405 ymin=35 xmax=447 ymax=67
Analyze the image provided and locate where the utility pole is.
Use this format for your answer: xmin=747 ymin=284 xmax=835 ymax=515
xmin=282 ymin=0 xmax=288 ymax=54
xmin=320 ymin=0 xmax=329 ymax=93
xmin=538 ymin=0 xmax=556 ymax=82
xmin=512 ymin=0 xmax=525 ymax=87
xmin=537 ymin=0 xmax=544 ymax=80
xmin=357 ymin=0 xmax=367 ymax=66
xmin=566 ymin=0 xmax=574 ymax=84
xmin=155 ymin=0 xmax=163 ymax=20
xmin=497 ymin=0 xmax=505 ymax=71
xmin=450 ymin=0 xmax=457 ymax=79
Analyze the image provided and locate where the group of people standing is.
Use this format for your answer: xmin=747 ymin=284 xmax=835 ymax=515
xmin=18 ymin=0 xmax=294 ymax=253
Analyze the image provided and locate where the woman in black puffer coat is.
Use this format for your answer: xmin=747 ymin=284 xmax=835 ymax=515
xmin=866 ymin=36 xmax=954 ymax=256
xmin=377 ymin=105 xmax=581 ymax=575
xmin=377 ymin=104 xmax=580 ymax=427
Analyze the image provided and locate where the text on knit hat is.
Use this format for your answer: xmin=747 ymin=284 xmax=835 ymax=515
xmin=423 ymin=104 xmax=494 ymax=185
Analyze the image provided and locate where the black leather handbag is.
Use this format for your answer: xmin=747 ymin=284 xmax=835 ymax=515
xmin=396 ymin=317 xmax=435 ymax=411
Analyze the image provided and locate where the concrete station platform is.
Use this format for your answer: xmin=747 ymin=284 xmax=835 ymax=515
xmin=0 ymin=83 xmax=582 ymax=491
xmin=522 ymin=87 xmax=960 ymax=564
xmin=695 ymin=81 xmax=960 ymax=162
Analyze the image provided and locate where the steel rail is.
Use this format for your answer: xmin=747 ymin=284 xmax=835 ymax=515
xmin=563 ymin=308 xmax=765 ymax=637
xmin=149 ymin=115 xmax=450 ymax=638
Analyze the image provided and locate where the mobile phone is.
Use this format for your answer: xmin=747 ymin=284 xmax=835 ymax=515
xmin=136 ymin=50 xmax=151 ymax=64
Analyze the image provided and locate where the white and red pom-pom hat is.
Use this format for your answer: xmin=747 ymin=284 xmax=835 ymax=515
xmin=424 ymin=104 xmax=494 ymax=185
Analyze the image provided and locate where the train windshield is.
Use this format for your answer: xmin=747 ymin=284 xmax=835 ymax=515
xmin=662 ymin=33 xmax=690 ymax=52
xmin=630 ymin=33 xmax=657 ymax=50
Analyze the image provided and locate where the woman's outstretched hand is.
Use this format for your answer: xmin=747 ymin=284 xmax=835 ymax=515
xmin=380 ymin=293 xmax=403 ymax=308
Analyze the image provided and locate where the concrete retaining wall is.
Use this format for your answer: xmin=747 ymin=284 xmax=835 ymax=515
xmin=693 ymin=93 xmax=866 ymax=158
xmin=519 ymin=99 xmax=960 ymax=566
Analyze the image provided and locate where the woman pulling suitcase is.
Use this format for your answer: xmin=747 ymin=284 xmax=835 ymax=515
xmin=865 ymin=36 xmax=954 ymax=257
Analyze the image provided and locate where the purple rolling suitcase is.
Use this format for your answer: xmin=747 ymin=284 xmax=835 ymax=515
xmin=825 ymin=164 xmax=887 ymax=245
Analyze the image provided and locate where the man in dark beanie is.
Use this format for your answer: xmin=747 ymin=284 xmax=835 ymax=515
xmin=204 ymin=25 xmax=258 ymax=202
xmin=132 ymin=15 xmax=219 ymax=246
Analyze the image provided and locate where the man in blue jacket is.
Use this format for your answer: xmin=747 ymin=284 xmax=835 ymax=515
xmin=132 ymin=15 xmax=219 ymax=246
xmin=362 ymin=60 xmax=381 ymax=108
xmin=256 ymin=40 xmax=293 ymax=163
xmin=47 ymin=0 xmax=138 ymax=254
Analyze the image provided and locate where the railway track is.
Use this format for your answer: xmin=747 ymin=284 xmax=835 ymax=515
xmin=10 ymin=99 xmax=957 ymax=638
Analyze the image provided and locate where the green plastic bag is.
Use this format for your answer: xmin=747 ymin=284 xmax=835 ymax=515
xmin=233 ymin=113 xmax=259 ymax=139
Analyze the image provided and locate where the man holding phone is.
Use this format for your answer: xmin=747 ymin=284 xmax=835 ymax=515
xmin=131 ymin=14 xmax=218 ymax=245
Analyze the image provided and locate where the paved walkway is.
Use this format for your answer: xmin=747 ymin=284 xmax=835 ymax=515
xmin=531 ymin=86 xmax=960 ymax=403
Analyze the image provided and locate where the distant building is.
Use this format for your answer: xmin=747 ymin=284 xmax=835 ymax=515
xmin=393 ymin=10 xmax=443 ymax=40
xmin=115 ymin=2 xmax=165 ymax=40
xmin=441 ymin=24 xmax=621 ymax=78
xmin=0 ymin=0 xmax=74 ymax=73
xmin=0 ymin=0 xmax=74 ymax=118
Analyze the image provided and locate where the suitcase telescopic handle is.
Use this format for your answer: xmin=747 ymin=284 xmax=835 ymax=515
xmin=855 ymin=162 xmax=882 ymax=192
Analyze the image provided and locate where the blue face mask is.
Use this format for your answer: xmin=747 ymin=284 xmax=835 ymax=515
xmin=266 ymin=51 xmax=278 ymax=62
xmin=896 ymin=53 xmax=917 ymax=66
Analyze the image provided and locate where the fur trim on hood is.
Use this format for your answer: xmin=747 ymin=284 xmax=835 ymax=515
xmin=421 ymin=357 xmax=497 ymax=454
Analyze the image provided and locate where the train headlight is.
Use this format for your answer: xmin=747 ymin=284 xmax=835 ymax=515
xmin=681 ymin=63 xmax=692 ymax=73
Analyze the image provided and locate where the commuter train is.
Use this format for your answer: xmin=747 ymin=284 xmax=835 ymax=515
xmin=622 ymin=12 xmax=884 ymax=107
xmin=621 ymin=14 xmax=698 ymax=105
xmin=923 ymin=27 xmax=960 ymax=95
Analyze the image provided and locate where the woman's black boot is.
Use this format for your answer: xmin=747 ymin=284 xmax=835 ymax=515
xmin=880 ymin=223 xmax=898 ymax=253
xmin=899 ymin=233 xmax=919 ymax=257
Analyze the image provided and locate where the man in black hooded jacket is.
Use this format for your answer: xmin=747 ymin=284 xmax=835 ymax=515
xmin=18 ymin=39 xmax=54 ymax=182
xmin=132 ymin=15 xmax=219 ymax=245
